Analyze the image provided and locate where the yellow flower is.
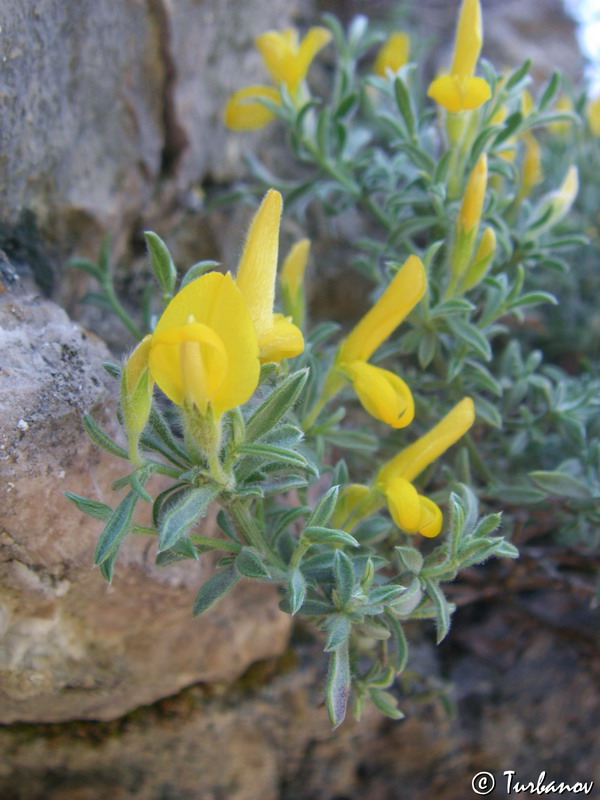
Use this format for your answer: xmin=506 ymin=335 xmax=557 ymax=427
xmin=332 ymin=255 xmax=426 ymax=428
xmin=121 ymin=334 xmax=154 ymax=464
xmin=384 ymin=477 xmax=442 ymax=538
xmin=256 ymin=27 xmax=332 ymax=93
xmin=147 ymin=272 xmax=260 ymax=418
xmin=458 ymin=153 xmax=487 ymax=233
xmin=459 ymin=226 xmax=496 ymax=291
xmin=280 ymin=238 xmax=311 ymax=328
xmin=448 ymin=154 xmax=488 ymax=294
xmin=427 ymin=0 xmax=491 ymax=113
xmin=373 ymin=31 xmax=411 ymax=77
xmin=379 ymin=397 xmax=475 ymax=485
xmin=224 ymin=26 xmax=331 ymax=130
xmin=235 ymin=190 xmax=304 ymax=362
xmin=536 ymin=165 xmax=579 ymax=234
xmin=377 ymin=397 xmax=475 ymax=537
xmin=587 ymin=96 xmax=600 ymax=136
xmin=223 ymin=85 xmax=281 ymax=131
xmin=520 ymin=131 xmax=542 ymax=197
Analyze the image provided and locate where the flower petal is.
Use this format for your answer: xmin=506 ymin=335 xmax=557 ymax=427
xmin=373 ymin=31 xmax=411 ymax=76
xmin=451 ymin=0 xmax=483 ymax=80
xmin=344 ymin=361 xmax=414 ymax=429
xmin=223 ymin=85 xmax=280 ymax=130
xmin=385 ymin=478 xmax=443 ymax=537
xmin=385 ymin=477 xmax=421 ymax=532
xmin=378 ymin=397 xmax=475 ymax=484
xmin=339 ymin=255 xmax=426 ymax=363
xmin=417 ymin=496 xmax=443 ymax=538
xmin=258 ymin=312 xmax=304 ymax=363
xmin=236 ymin=189 xmax=282 ymax=339
xmin=151 ymin=272 xmax=259 ymax=416
xmin=427 ymin=75 xmax=490 ymax=112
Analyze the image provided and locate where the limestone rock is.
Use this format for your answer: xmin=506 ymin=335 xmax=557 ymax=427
xmin=0 ymin=285 xmax=291 ymax=723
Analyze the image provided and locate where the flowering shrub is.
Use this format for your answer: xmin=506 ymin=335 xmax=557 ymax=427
xmin=69 ymin=0 xmax=599 ymax=727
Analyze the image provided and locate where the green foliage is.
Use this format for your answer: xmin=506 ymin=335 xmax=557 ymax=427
xmin=68 ymin=5 xmax=600 ymax=729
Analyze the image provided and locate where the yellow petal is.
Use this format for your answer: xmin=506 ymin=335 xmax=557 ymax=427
xmin=458 ymin=153 xmax=488 ymax=233
xmin=123 ymin=335 xmax=152 ymax=394
xmin=258 ymin=313 xmax=304 ymax=362
xmin=344 ymin=361 xmax=414 ymax=429
xmin=417 ymin=496 xmax=443 ymax=538
xmin=427 ymin=74 xmax=491 ymax=112
xmin=384 ymin=478 xmax=443 ymax=537
xmin=280 ymin=238 xmax=310 ymax=294
xmin=379 ymin=397 xmax=475 ymax=484
xmin=339 ymin=255 xmax=426 ymax=363
xmin=150 ymin=320 xmax=228 ymax=413
xmin=121 ymin=335 xmax=154 ymax=464
xmin=223 ymin=85 xmax=280 ymax=130
xmin=373 ymin=31 xmax=411 ymax=76
xmin=256 ymin=27 xmax=330 ymax=93
xmin=236 ymin=189 xmax=282 ymax=339
xmin=587 ymin=96 xmax=600 ymax=137
xmin=385 ymin=477 xmax=421 ymax=531
xmin=451 ymin=0 xmax=483 ymax=80
xmin=150 ymin=272 xmax=259 ymax=416
xmin=256 ymin=29 xmax=299 ymax=87
xmin=296 ymin=27 xmax=332 ymax=86
xmin=521 ymin=132 xmax=542 ymax=192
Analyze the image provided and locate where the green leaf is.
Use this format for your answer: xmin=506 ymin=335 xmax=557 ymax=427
xmin=259 ymin=424 xmax=304 ymax=450
xmin=64 ymin=492 xmax=112 ymax=521
xmin=144 ymin=407 xmax=189 ymax=466
xmin=529 ymin=470 xmax=593 ymax=500
xmin=83 ymin=413 xmax=129 ymax=460
xmin=326 ymin=639 xmax=351 ymax=729
xmin=323 ymin=429 xmax=378 ymax=451
xmin=368 ymin=688 xmax=405 ymax=720
xmin=470 ymin=512 xmax=502 ymax=540
xmin=235 ymin=547 xmax=271 ymax=580
xmin=288 ymin=567 xmax=306 ymax=615
xmin=144 ymin=231 xmax=176 ymax=296
xmin=384 ymin=611 xmax=409 ymax=674
xmin=422 ymin=579 xmax=452 ymax=644
xmin=99 ymin=548 xmax=120 ymax=584
xmin=303 ymin=526 xmax=359 ymax=548
xmin=68 ymin=258 xmax=104 ymax=282
xmin=446 ymin=318 xmax=492 ymax=361
xmin=394 ymin=546 xmax=423 ymax=575
xmin=323 ymin=613 xmax=352 ymax=652
xmin=245 ymin=369 xmax=309 ymax=442
xmin=366 ymin=585 xmax=407 ymax=606
xmin=474 ymin=395 xmax=503 ymax=429
xmin=179 ymin=260 xmax=220 ymax=289
xmin=394 ymin=76 xmax=415 ymax=137
xmin=538 ymin=71 xmax=560 ymax=111
xmin=508 ymin=291 xmax=558 ymax=310
xmin=237 ymin=443 xmax=307 ymax=469
xmin=158 ymin=485 xmax=220 ymax=552
xmin=504 ymin=59 xmax=531 ymax=91
xmin=334 ymin=550 xmax=355 ymax=608
xmin=306 ymin=485 xmax=339 ymax=529
xmin=193 ymin=566 xmax=240 ymax=616
xmin=94 ymin=490 xmax=138 ymax=566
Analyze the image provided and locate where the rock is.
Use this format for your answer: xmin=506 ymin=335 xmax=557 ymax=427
xmin=0 ymin=285 xmax=291 ymax=723
xmin=0 ymin=587 xmax=598 ymax=799
xmin=0 ymin=0 xmax=312 ymax=294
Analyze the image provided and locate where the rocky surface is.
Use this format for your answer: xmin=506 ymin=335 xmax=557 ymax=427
xmin=0 ymin=587 xmax=597 ymax=799
xmin=0 ymin=283 xmax=291 ymax=724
